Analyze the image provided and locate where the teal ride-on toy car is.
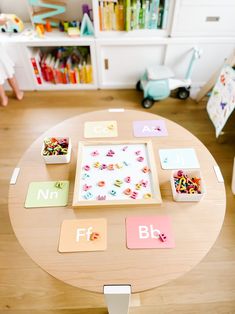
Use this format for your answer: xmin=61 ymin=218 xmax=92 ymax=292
xmin=136 ymin=47 xmax=202 ymax=109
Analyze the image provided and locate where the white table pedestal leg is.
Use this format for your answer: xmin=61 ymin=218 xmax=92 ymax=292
xmin=104 ymin=285 xmax=131 ymax=314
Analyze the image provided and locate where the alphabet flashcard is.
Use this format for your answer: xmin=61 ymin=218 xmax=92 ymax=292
xmin=58 ymin=218 xmax=107 ymax=252
xmin=159 ymin=148 xmax=200 ymax=169
xmin=126 ymin=216 xmax=175 ymax=249
xmin=25 ymin=181 xmax=69 ymax=208
xmin=84 ymin=121 xmax=118 ymax=138
xmin=133 ymin=120 xmax=168 ymax=137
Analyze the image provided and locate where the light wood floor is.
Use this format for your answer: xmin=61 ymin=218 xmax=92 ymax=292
xmin=0 ymin=90 xmax=235 ymax=314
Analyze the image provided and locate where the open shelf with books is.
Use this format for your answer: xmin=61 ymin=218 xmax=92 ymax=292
xmin=93 ymin=0 xmax=171 ymax=38
xmin=2 ymin=0 xmax=235 ymax=92
xmin=26 ymin=43 xmax=97 ymax=90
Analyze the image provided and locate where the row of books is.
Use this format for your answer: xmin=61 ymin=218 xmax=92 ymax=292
xmin=39 ymin=51 xmax=93 ymax=85
xmin=99 ymin=0 xmax=169 ymax=31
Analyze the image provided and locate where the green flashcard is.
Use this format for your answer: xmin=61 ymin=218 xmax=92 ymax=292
xmin=25 ymin=181 xmax=69 ymax=208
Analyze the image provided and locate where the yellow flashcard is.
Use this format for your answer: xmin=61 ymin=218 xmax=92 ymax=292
xmin=84 ymin=120 xmax=118 ymax=138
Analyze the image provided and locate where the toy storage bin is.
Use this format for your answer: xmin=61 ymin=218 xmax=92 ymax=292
xmin=170 ymin=169 xmax=206 ymax=202
xmin=41 ymin=137 xmax=72 ymax=164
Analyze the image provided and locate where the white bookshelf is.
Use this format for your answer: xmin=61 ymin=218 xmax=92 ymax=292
xmin=1 ymin=0 xmax=235 ymax=92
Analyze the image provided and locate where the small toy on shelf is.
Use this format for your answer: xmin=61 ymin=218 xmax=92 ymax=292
xmin=67 ymin=27 xmax=80 ymax=37
xmin=0 ymin=14 xmax=24 ymax=33
xmin=35 ymin=24 xmax=45 ymax=37
xmin=45 ymin=20 xmax=52 ymax=32
xmin=28 ymin=0 xmax=66 ymax=27
xmin=80 ymin=13 xmax=94 ymax=36
xmin=82 ymin=4 xmax=93 ymax=21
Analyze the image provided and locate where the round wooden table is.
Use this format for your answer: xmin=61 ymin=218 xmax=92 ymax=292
xmin=8 ymin=109 xmax=226 ymax=294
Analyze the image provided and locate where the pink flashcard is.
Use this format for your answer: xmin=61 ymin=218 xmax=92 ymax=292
xmin=126 ymin=216 xmax=175 ymax=249
xmin=133 ymin=120 xmax=168 ymax=137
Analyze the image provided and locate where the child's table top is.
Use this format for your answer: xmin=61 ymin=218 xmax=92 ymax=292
xmin=8 ymin=109 xmax=226 ymax=293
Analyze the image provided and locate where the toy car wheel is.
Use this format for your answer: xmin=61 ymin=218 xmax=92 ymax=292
xmin=177 ymin=87 xmax=190 ymax=100
xmin=13 ymin=29 xmax=18 ymax=33
xmin=136 ymin=80 xmax=142 ymax=91
xmin=1 ymin=27 xmax=6 ymax=32
xmin=142 ymin=98 xmax=154 ymax=109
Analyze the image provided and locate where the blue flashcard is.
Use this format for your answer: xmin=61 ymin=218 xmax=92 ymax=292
xmin=159 ymin=148 xmax=200 ymax=169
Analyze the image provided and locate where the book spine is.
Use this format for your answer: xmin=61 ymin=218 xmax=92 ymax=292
xmin=131 ymin=0 xmax=137 ymax=30
xmin=74 ymin=67 xmax=80 ymax=84
xmin=136 ymin=0 xmax=140 ymax=29
xmin=144 ymin=0 xmax=150 ymax=29
xmin=161 ymin=0 xmax=169 ymax=29
xmin=149 ymin=0 xmax=159 ymax=29
xmin=141 ymin=0 xmax=146 ymax=29
xmin=114 ymin=3 xmax=119 ymax=30
xmin=99 ymin=1 xmax=103 ymax=30
xmin=85 ymin=64 xmax=93 ymax=83
xmin=119 ymin=1 xmax=125 ymax=30
xmin=125 ymin=0 xmax=131 ymax=31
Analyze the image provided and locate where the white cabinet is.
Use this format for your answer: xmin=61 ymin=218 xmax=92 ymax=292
xmin=164 ymin=41 xmax=235 ymax=86
xmin=1 ymin=0 xmax=96 ymax=91
xmin=1 ymin=0 xmax=235 ymax=92
xmin=171 ymin=0 xmax=235 ymax=37
xmin=94 ymin=0 xmax=235 ymax=90
xmin=96 ymin=39 xmax=166 ymax=88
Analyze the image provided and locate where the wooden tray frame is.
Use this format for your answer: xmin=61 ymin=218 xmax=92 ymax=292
xmin=72 ymin=140 xmax=162 ymax=207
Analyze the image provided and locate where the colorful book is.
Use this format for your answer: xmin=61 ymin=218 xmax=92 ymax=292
xmin=125 ymin=0 xmax=131 ymax=31
xmin=149 ymin=0 xmax=159 ymax=29
xmin=135 ymin=0 xmax=140 ymax=28
xmin=119 ymin=1 xmax=125 ymax=30
xmin=161 ymin=0 xmax=169 ymax=29
xmin=74 ymin=67 xmax=80 ymax=84
xmin=85 ymin=64 xmax=93 ymax=83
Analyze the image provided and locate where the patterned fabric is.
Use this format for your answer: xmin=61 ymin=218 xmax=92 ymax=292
xmin=207 ymin=65 xmax=235 ymax=137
